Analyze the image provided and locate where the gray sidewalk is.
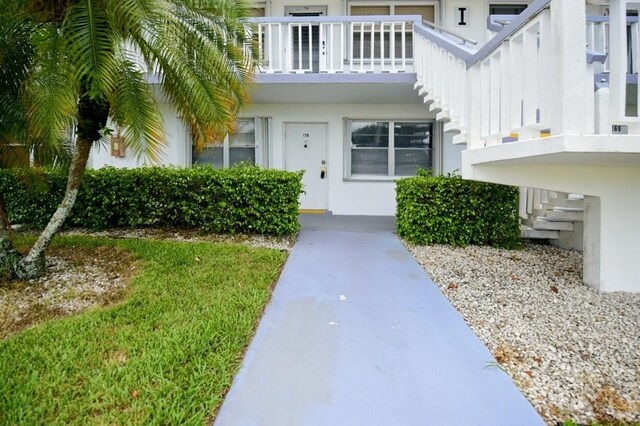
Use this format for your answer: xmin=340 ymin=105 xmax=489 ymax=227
xmin=214 ymin=215 xmax=544 ymax=426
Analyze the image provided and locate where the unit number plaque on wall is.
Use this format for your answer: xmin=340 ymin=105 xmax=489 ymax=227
xmin=612 ymin=125 xmax=628 ymax=134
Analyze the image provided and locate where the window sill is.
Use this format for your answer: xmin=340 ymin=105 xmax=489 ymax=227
xmin=344 ymin=175 xmax=406 ymax=182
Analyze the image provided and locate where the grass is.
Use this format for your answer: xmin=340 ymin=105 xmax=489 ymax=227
xmin=0 ymin=235 xmax=287 ymax=425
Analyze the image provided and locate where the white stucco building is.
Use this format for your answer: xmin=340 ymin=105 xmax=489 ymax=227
xmin=91 ymin=0 xmax=640 ymax=293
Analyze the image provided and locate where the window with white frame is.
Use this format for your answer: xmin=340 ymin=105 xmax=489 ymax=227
xmin=192 ymin=118 xmax=269 ymax=168
xmin=346 ymin=120 xmax=433 ymax=178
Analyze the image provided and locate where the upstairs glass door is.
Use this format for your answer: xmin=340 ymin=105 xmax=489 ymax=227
xmin=286 ymin=6 xmax=327 ymax=73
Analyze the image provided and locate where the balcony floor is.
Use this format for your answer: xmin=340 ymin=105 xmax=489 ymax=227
xmin=251 ymin=73 xmax=421 ymax=104
xmin=463 ymin=134 xmax=640 ymax=167
xmin=462 ymin=134 xmax=640 ymax=195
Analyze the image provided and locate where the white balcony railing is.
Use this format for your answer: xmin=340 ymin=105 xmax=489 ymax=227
xmin=248 ymin=15 xmax=421 ymax=74
xmin=586 ymin=16 xmax=611 ymax=73
xmin=489 ymin=15 xmax=640 ymax=77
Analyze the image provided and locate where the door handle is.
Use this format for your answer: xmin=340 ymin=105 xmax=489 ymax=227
xmin=320 ymin=167 xmax=326 ymax=179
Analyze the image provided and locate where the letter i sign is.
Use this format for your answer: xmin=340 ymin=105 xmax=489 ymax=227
xmin=458 ymin=7 xmax=467 ymax=26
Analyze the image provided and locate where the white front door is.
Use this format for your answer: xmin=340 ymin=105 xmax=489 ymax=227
xmin=284 ymin=122 xmax=328 ymax=210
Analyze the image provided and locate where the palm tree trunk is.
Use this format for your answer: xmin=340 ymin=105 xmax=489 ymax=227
xmin=0 ymin=193 xmax=21 ymax=276
xmin=14 ymin=137 xmax=92 ymax=279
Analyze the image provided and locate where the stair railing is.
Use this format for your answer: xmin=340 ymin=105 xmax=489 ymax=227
xmin=412 ymin=0 xmax=610 ymax=149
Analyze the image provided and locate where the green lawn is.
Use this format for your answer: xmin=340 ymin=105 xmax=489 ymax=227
xmin=0 ymin=235 xmax=287 ymax=425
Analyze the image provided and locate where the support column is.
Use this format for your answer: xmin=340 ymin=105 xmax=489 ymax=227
xmin=594 ymin=86 xmax=610 ymax=135
xmin=584 ymin=192 xmax=640 ymax=292
xmin=583 ymin=196 xmax=601 ymax=288
xmin=549 ymin=0 xmax=588 ymax=135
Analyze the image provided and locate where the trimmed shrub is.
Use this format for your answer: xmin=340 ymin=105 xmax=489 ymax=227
xmin=396 ymin=172 xmax=521 ymax=248
xmin=0 ymin=166 xmax=303 ymax=235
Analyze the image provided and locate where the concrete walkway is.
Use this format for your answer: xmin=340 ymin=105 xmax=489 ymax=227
xmin=215 ymin=215 xmax=545 ymax=426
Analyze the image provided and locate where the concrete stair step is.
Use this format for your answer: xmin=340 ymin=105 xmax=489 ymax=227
xmin=553 ymin=206 xmax=584 ymax=212
xmin=548 ymin=198 xmax=584 ymax=208
xmin=532 ymin=218 xmax=575 ymax=231
xmin=540 ymin=210 xmax=584 ymax=222
xmin=520 ymin=225 xmax=559 ymax=239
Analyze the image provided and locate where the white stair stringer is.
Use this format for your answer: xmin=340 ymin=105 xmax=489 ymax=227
xmin=436 ymin=109 xmax=450 ymax=122
xmin=452 ymin=133 xmax=467 ymax=144
xmin=443 ymin=119 xmax=460 ymax=133
xmin=520 ymin=189 xmax=584 ymax=250
xmin=520 ymin=225 xmax=559 ymax=240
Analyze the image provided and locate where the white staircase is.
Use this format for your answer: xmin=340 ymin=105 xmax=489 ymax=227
xmin=519 ymin=190 xmax=584 ymax=250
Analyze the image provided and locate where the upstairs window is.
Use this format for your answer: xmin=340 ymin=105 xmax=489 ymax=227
xmin=489 ymin=4 xmax=529 ymax=15
xmin=349 ymin=4 xmax=435 ymax=23
xmin=349 ymin=3 xmax=437 ymax=60
xmin=346 ymin=120 xmax=433 ymax=178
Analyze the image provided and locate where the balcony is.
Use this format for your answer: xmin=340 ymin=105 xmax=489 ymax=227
xmin=248 ymin=15 xmax=422 ymax=75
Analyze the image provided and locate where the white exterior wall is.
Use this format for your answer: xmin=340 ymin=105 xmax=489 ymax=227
xmin=267 ymin=0 xmax=343 ymax=16
xmin=442 ymin=132 xmax=464 ymax=174
xmin=442 ymin=0 xmax=490 ymax=43
xmin=242 ymin=102 xmax=437 ymax=216
xmin=90 ymin=103 xmax=189 ymax=169
xmin=266 ymin=0 xmax=441 ymax=18
xmin=90 ymin=101 xmax=449 ymax=216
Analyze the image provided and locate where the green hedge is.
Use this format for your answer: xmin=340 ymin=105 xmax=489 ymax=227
xmin=396 ymin=172 xmax=521 ymax=248
xmin=0 ymin=166 xmax=303 ymax=235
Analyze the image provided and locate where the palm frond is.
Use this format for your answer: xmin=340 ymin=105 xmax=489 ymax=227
xmin=3 ymin=0 xmax=259 ymax=166
xmin=132 ymin=0 xmax=257 ymax=147
xmin=62 ymin=0 xmax=119 ymax=99
xmin=0 ymin=15 xmax=35 ymax=146
xmin=109 ymin=46 xmax=166 ymax=162
xmin=22 ymin=22 xmax=77 ymax=154
xmin=105 ymin=0 xmax=160 ymax=37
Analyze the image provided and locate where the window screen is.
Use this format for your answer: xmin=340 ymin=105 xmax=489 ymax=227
xmin=489 ymin=4 xmax=529 ymax=15
xmin=349 ymin=120 xmax=433 ymax=177
xmin=395 ymin=5 xmax=435 ymax=22
xmin=193 ymin=119 xmax=257 ymax=168
xmin=229 ymin=119 xmax=256 ymax=167
xmin=350 ymin=6 xmax=391 ymax=16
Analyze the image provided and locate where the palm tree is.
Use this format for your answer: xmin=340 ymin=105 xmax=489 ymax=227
xmin=0 ymin=0 xmax=257 ymax=279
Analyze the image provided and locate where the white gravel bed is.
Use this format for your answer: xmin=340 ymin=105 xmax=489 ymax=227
xmin=1 ymin=255 xmax=128 ymax=339
xmin=61 ymin=228 xmax=296 ymax=252
xmin=22 ymin=256 xmax=126 ymax=314
xmin=404 ymin=242 xmax=640 ymax=425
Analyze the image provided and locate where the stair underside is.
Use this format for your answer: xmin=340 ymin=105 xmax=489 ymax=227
xmin=520 ymin=225 xmax=559 ymax=240
xmin=533 ymin=208 xmax=584 ymax=221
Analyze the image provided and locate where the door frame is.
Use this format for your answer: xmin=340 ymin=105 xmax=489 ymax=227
xmin=284 ymin=5 xmax=328 ymax=16
xmin=283 ymin=121 xmax=329 ymax=210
